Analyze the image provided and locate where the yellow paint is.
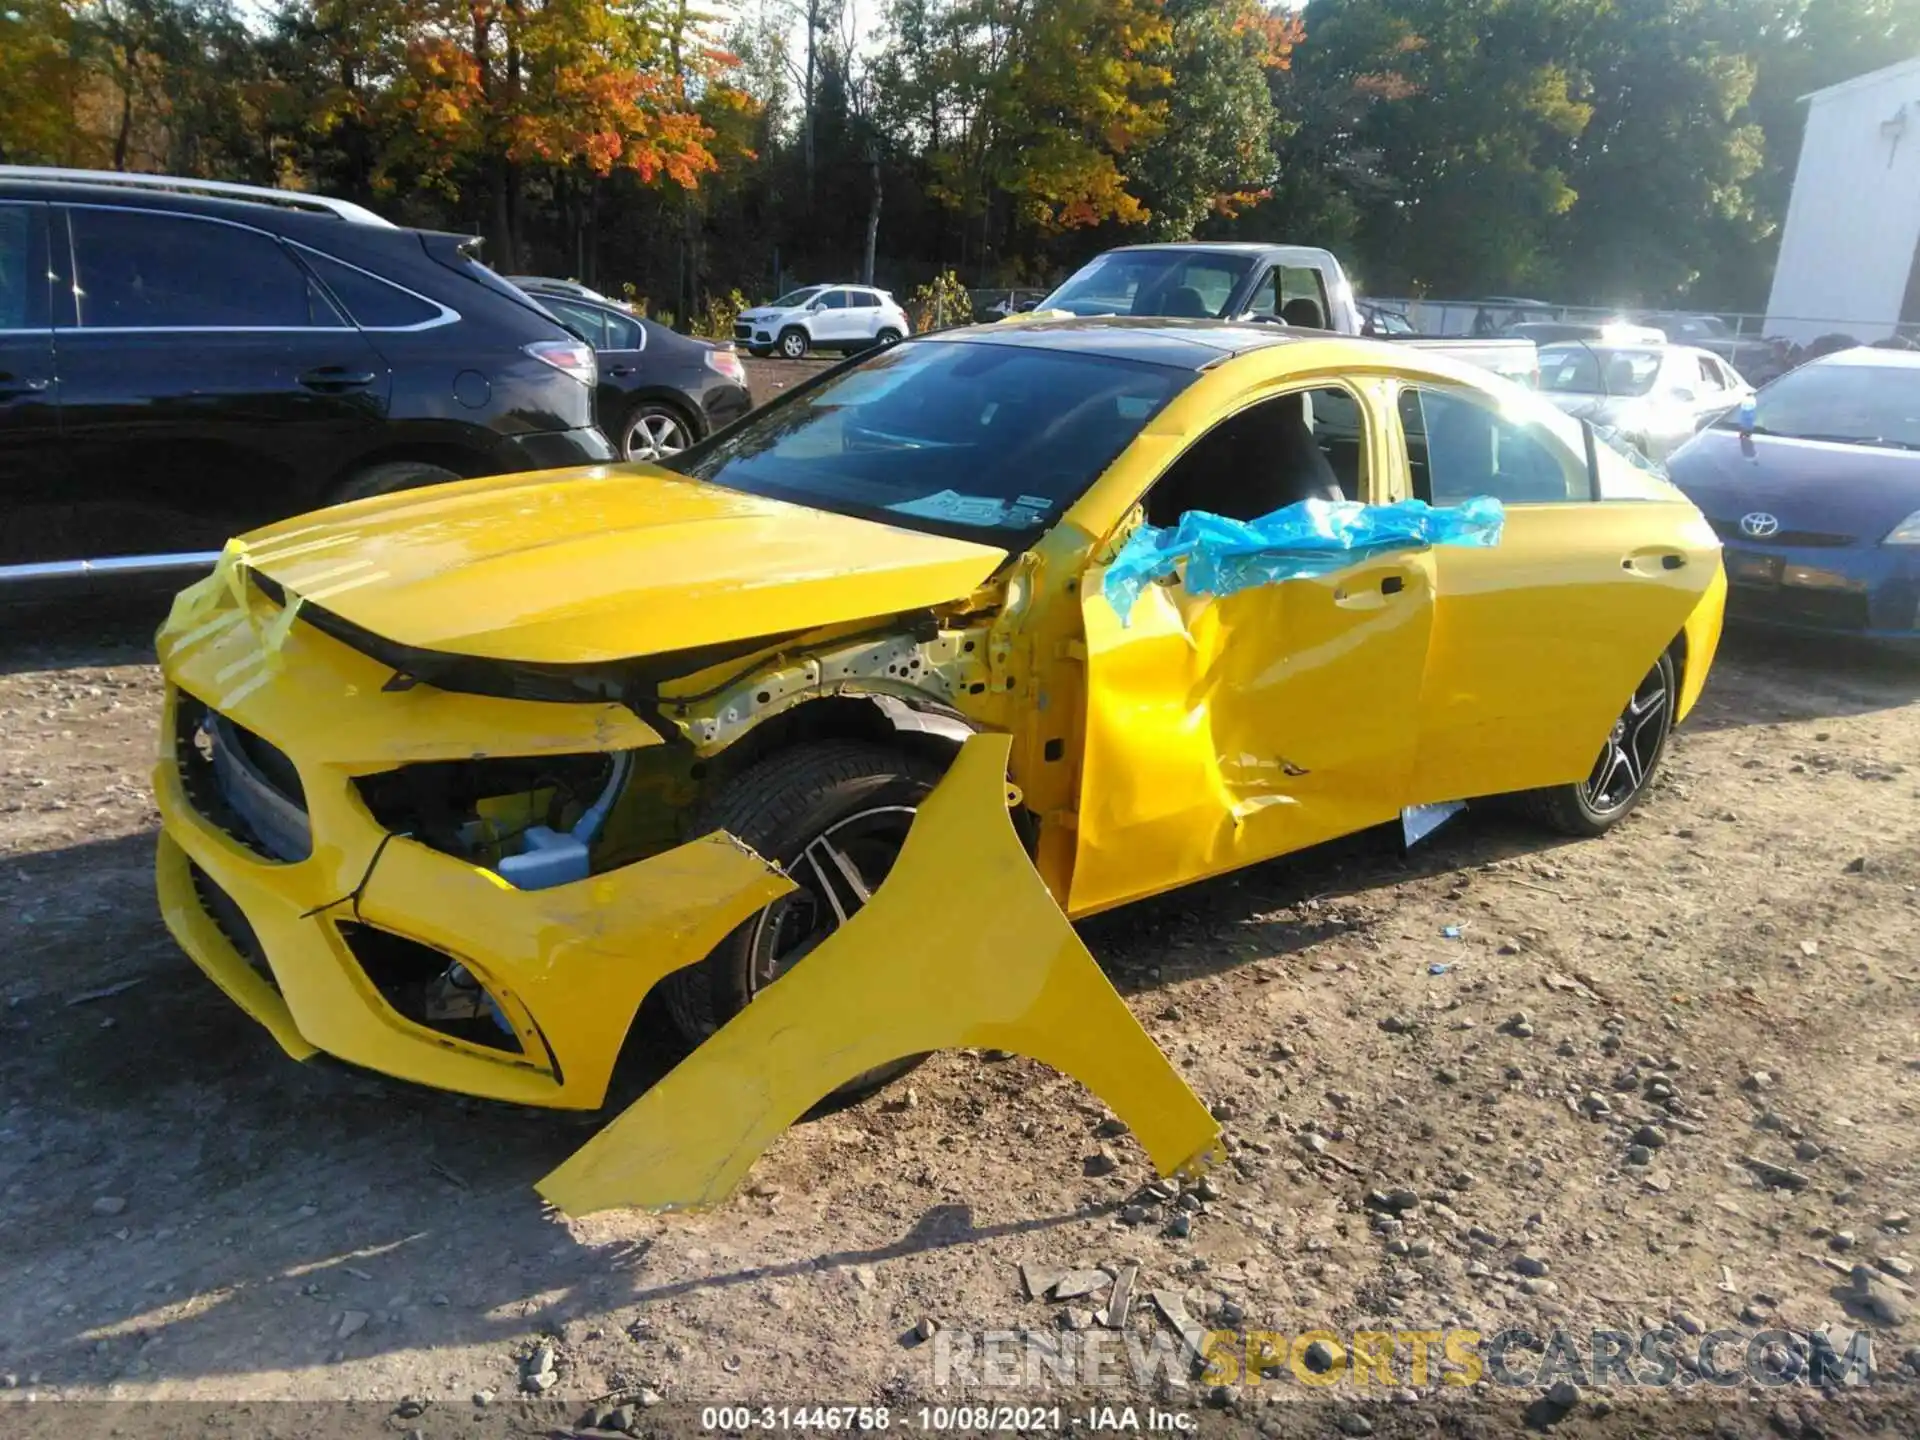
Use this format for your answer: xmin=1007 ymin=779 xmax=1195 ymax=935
xmin=536 ymin=734 xmax=1221 ymax=1214
xmin=154 ymin=630 xmax=792 ymax=1108
xmin=151 ymin=329 xmax=1727 ymax=1207
xmin=236 ymin=464 xmax=1009 ymax=664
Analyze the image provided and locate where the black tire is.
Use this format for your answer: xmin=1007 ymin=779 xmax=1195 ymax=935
xmin=1519 ymin=649 xmax=1677 ymax=837
xmin=778 ymin=327 xmax=810 ymax=360
xmin=662 ymin=740 xmax=945 ymax=1098
xmin=874 ymin=327 xmax=904 ymax=348
xmin=330 ymin=459 xmax=462 ymax=505
xmin=619 ymin=400 xmax=697 ymax=462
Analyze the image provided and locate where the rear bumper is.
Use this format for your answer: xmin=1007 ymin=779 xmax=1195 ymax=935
xmin=507 ymin=425 xmax=617 ymax=469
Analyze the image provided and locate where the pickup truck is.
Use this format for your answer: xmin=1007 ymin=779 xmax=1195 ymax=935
xmin=1031 ymin=242 xmax=1539 ymax=388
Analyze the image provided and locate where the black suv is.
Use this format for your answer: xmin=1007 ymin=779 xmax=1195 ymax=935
xmin=0 ymin=167 xmax=614 ymax=595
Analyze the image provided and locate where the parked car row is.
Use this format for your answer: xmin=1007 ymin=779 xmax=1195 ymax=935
xmin=0 ymin=167 xmax=756 ymax=595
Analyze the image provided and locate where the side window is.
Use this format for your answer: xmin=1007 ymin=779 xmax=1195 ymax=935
xmin=69 ymin=208 xmax=322 ymax=328
xmin=0 ymin=204 xmax=48 ymax=329
xmin=1278 ymin=266 xmax=1330 ymax=329
xmin=541 ymin=297 xmax=610 ymax=348
xmin=818 ymin=290 xmax=850 ymax=310
xmin=1144 ymin=384 xmax=1368 ymax=528
xmin=1695 ymin=354 xmax=1720 ymax=390
xmin=1246 ymin=267 xmax=1331 ymax=327
xmin=1399 ymin=386 xmax=1584 ymax=506
xmin=602 ymin=310 xmax=645 ymax=350
xmin=853 ymin=289 xmax=884 ymax=308
xmin=299 ymin=249 xmax=442 ymax=329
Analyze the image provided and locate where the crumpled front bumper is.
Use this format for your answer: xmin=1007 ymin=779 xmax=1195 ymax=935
xmin=154 ymin=583 xmax=791 ymax=1110
xmin=155 ymin=576 xmax=1222 ymax=1213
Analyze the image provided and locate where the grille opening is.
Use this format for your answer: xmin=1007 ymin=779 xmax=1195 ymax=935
xmin=354 ymin=753 xmax=615 ymax=862
xmin=173 ymin=691 xmax=311 ymax=862
xmin=187 ymin=860 xmax=277 ymax=989
xmin=335 ymin=923 xmax=523 ymax=1055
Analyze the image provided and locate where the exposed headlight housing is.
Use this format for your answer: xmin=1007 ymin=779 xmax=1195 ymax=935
xmin=1885 ymin=509 xmax=1920 ymax=545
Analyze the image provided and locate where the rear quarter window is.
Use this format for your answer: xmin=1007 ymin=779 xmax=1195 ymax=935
xmin=298 ymin=248 xmax=444 ymax=328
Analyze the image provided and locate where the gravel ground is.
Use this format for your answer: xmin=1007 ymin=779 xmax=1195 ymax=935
xmin=2 ymin=533 xmax=1919 ymax=1435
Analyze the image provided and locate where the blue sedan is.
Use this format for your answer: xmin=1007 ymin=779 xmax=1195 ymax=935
xmin=1667 ymin=347 xmax=1920 ymax=643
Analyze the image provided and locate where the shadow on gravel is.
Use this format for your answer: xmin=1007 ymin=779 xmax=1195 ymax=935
xmin=1690 ymin=625 xmax=1920 ymax=732
xmin=624 ymin=1201 xmax=1116 ymax=1307
xmin=1081 ymin=806 xmax=1584 ymax=993
xmin=0 ymin=593 xmax=169 ymax=676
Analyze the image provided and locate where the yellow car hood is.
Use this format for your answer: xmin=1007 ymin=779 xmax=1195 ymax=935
xmin=240 ymin=466 xmax=1009 ymax=664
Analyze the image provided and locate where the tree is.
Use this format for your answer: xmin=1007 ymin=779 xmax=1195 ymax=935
xmin=1129 ymin=0 xmax=1299 ymax=241
xmin=0 ymin=1 xmax=91 ymax=166
xmin=1556 ymin=0 xmax=1766 ymax=306
xmin=1264 ymin=0 xmax=1596 ymax=296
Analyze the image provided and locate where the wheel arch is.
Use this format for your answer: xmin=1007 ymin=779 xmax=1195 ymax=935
xmin=693 ymin=691 xmax=976 ymax=802
xmin=616 ymin=389 xmax=705 ymax=439
xmin=326 ymin=442 xmax=491 ymax=499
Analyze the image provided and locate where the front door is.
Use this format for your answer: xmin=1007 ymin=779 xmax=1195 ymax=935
xmin=1069 ymin=379 xmax=1435 ymax=916
xmin=53 ymin=203 xmax=393 ymax=559
xmin=0 ymin=200 xmax=63 ymax=568
xmin=810 ymin=289 xmax=858 ymax=344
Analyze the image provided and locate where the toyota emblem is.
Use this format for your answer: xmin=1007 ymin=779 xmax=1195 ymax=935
xmin=1739 ymin=512 xmax=1781 ymax=538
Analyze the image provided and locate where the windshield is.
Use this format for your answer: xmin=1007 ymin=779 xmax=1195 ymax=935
xmin=1539 ymin=345 xmax=1663 ymax=397
xmin=1041 ymin=251 xmax=1254 ymax=319
xmin=1719 ymin=358 xmax=1920 ymax=449
xmin=770 ymin=287 xmax=826 ymax=308
xmin=672 ymin=338 xmax=1189 ymax=541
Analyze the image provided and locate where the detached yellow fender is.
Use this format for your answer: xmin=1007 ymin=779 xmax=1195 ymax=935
xmin=538 ymin=733 xmax=1222 ymax=1215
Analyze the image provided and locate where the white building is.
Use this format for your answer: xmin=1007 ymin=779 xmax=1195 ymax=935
xmin=1765 ymin=54 xmax=1920 ymax=344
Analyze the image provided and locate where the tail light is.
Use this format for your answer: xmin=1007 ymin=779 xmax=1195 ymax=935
xmin=705 ymin=346 xmax=746 ymax=384
xmin=524 ymin=339 xmax=597 ymax=385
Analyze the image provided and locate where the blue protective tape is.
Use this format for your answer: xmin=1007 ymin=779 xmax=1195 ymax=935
xmin=1102 ymin=495 xmax=1505 ymax=624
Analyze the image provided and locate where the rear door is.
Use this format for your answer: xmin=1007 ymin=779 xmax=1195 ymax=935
xmin=53 ymin=204 xmax=393 ymax=558
xmin=0 ymin=200 xmax=62 ymax=568
xmin=1393 ymin=382 xmax=1714 ymax=805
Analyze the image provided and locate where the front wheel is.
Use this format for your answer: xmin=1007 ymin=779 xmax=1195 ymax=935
xmin=1520 ymin=650 xmax=1677 ymax=837
xmin=662 ymin=741 xmax=944 ymax=1098
xmin=778 ymin=327 xmax=810 ymax=360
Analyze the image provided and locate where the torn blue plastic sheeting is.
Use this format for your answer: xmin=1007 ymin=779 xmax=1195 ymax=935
xmin=1103 ymin=496 xmax=1505 ymax=624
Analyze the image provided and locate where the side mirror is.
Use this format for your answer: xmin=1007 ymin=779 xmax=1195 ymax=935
xmin=1670 ymin=387 xmax=1698 ymax=404
xmin=1735 ymin=396 xmax=1758 ymax=435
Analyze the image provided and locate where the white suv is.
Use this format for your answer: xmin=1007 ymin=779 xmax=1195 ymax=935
xmin=735 ymin=284 xmax=913 ymax=359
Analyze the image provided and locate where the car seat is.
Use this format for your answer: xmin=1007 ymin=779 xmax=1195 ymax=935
xmin=1281 ymin=297 xmax=1326 ymax=330
xmin=1159 ymin=285 xmax=1213 ymax=319
xmin=1145 ymin=392 xmax=1346 ymax=526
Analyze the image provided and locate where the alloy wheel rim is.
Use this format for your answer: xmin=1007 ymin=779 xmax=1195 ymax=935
xmin=746 ymin=804 xmax=918 ymax=1092
xmin=1582 ymin=663 xmax=1671 ymax=814
xmin=782 ymin=334 xmax=806 ymax=357
xmin=624 ymin=411 xmax=689 ymax=462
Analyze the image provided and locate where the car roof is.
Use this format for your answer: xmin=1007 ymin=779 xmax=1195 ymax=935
xmin=1097 ymin=241 xmax=1336 ymax=261
xmin=929 ymin=315 xmax=1310 ymax=368
xmin=1808 ymin=346 xmax=1920 ymax=370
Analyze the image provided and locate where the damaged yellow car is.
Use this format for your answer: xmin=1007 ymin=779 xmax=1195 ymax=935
xmin=152 ymin=320 xmax=1725 ymax=1214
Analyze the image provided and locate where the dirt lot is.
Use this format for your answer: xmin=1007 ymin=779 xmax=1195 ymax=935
xmin=4 ymin=578 xmax=1920 ymax=1435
